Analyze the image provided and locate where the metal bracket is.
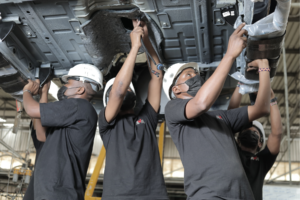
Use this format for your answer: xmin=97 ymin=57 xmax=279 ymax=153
xmin=69 ymin=19 xmax=82 ymax=35
xmin=220 ymin=5 xmax=238 ymax=26
xmin=20 ymin=24 xmax=37 ymax=38
xmin=213 ymin=9 xmax=226 ymax=26
xmin=157 ymin=13 xmax=171 ymax=29
xmin=38 ymin=63 xmax=53 ymax=87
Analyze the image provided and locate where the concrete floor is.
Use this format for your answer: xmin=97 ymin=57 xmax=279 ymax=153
xmin=263 ymin=185 xmax=300 ymax=200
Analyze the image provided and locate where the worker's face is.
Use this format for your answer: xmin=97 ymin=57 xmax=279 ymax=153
xmin=249 ymin=126 xmax=262 ymax=148
xmin=172 ymin=68 xmax=199 ymax=98
xmin=63 ymin=80 xmax=84 ymax=97
xmin=57 ymin=79 xmax=85 ymax=101
xmin=120 ymin=86 xmax=136 ymax=111
xmin=238 ymin=126 xmax=262 ymax=152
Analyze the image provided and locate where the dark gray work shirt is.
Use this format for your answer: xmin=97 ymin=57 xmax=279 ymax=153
xmin=34 ymin=98 xmax=97 ymax=200
xmin=165 ymin=98 xmax=254 ymax=200
xmin=23 ymin=122 xmax=44 ymax=200
xmin=237 ymin=145 xmax=278 ymax=200
xmin=99 ymin=100 xmax=168 ymax=200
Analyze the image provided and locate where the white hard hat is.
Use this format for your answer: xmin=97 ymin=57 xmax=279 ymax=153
xmin=163 ymin=62 xmax=200 ymax=100
xmin=62 ymin=64 xmax=103 ymax=91
xmin=103 ymin=78 xmax=135 ymax=107
xmin=252 ymin=120 xmax=266 ymax=152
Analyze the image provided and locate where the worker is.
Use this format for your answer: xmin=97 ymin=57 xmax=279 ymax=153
xmin=22 ymin=64 xmax=103 ymax=200
xmin=23 ymin=121 xmax=44 ymax=200
xmin=163 ymin=23 xmax=272 ymax=200
xmin=98 ymin=20 xmax=168 ymax=199
xmin=23 ymin=83 xmax=48 ymax=200
xmin=228 ymin=84 xmax=282 ymax=200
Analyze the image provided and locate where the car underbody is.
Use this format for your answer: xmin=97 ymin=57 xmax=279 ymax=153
xmin=0 ymin=0 xmax=288 ymax=114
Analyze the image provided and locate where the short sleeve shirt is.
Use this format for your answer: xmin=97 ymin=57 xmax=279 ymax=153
xmin=165 ymin=98 xmax=254 ymax=200
xmin=34 ymin=98 xmax=97 ymax=200
xmin=237 ymin=145 xmax=278 ymax=200
xmin=99 ymin=100 xmax=168 ymax=200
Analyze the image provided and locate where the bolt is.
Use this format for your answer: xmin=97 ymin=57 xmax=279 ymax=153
xmin=217 ymin=18 xmax=223 ymax=23
xmin=27 ymin=32 xmax=31 ymax=36
xmin=162 ymin=22 xmax=168 ymax=27
xmin=76 ymin=28 xmax=80 ymax=32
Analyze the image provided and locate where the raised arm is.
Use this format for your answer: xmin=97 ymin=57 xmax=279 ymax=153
xmin=23 ymin=79 xmax=41 ymax=118
xmin=33 ymin=81 xmax=50 ymax=142
xmin=267 ymin=89 xmax=282 ymax=155
xmin=247 ymin=59 xmax=271 ymax=121
xmin=105 ymin=22 xmax=143 ymax=123
xmin=185 ymin=23 xmax=248 ymax=119
xmin=228 ymin=85 xmax=242 ymax=110
xmin=133 ymin=20 xmax=162 ymax=112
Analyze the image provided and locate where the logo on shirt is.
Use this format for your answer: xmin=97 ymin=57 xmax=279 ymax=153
xmin=216 ymin=115 xmax=223 ymax=120
xmin=251 ymin=156 xmax=260 ymax=161
xmin=136 ymin=119 xmax=145 ymax=125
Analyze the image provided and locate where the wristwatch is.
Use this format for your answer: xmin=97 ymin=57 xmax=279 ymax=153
xmin=270 ymin=97 xmax=277 ymax=103
xmin=270 ymin=97 xmax=277 ymax=106
xmin=23 ymin=89 xmax=32 ymax=94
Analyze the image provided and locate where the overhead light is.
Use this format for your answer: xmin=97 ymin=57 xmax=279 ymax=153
xmin=49 ymin=81 xmax=59 ymax=100
xmin=3 ymin=123 xmax=14 ymax=127
xmin=0 ymin=118 xmax=6 ymax=122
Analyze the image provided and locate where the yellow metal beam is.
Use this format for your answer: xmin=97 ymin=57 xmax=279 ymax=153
xmin=85 ymin=145 xmax=106 ymax=200
xmin=158 ymin=122 xmax=165 ymax=165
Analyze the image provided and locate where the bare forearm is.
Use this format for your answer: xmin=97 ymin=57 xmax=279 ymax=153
xmin=270 ymin=104 xmax=282 ymax=137
xmin=247 ymin=61 xmax=270 ymax=121
xmin=185 ymin=22 xmax=247 ymax=119
xmin=252 ymin=69 xmax=270 ymax=115
xmin=228 ymin=86 xmax=242 ymax=110
xmin=112 ymin=46 xmax=139 ymax=96
xmin=34 ymin=93 xmax=48 ymax=142
xmin=143 ymin=37 xmax=162 ymax=112
xmin=23 ymin=92 xmax=40 ymax=118
xmin=267 ymin=101 xmax=282 ymax=154
xmin=186 ymin=55 xmax=235 ymax=119
xmin=143 ymin=38 xmax=162 ymax=80
xmin=195 ymin=55 xmax=234 ymax=109
xmin=34 ymin=118 xmax=46 ymax=142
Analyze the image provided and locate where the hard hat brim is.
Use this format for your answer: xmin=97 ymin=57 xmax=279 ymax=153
xmin=61 ymin=75 xmax=103 ymax=91
xmin=103 ymin=78 xmax=135 ymax=107
xmin=163 ymin=62 xmax=200 ymax=100
xmin=174 ymin=62 xmax=200 ymax=80
xmin=252 ymin=120 xmax=266 ymax=153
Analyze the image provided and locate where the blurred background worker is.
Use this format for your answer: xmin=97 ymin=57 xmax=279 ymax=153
xmin=98 ymin=20 xmax=168 ymax=200
xmin=23 ymin=120 xmax=44 ymax=200
xmin=163 ymin=24 xmax=273 ymax=200
xmin=22 ymin=64 xmax=103 ymax=200
xmin=228 ymin=82 xmax=282 ymax=200
xmin=23 ymin=83 xmax=47 ymax=200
